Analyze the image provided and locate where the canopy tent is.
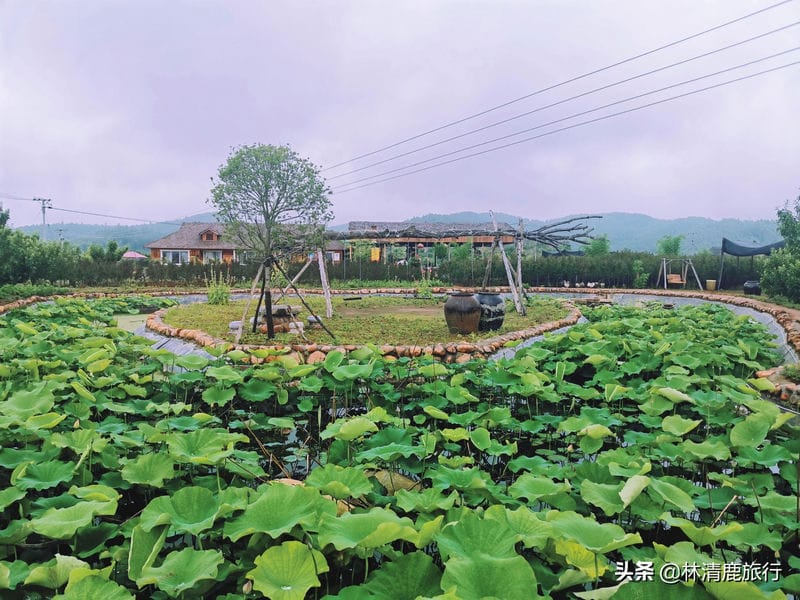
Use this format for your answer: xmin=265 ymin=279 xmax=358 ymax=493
xmin=717 ymin=237 xmax=785 ymax=288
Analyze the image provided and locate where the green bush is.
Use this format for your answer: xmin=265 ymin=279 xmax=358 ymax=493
xmin=761 ymin=247 xmax=800 ymax=302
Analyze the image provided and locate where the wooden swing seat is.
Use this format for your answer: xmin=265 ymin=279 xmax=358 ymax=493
xmin=666 ymin=273 xmax=685 ymax=286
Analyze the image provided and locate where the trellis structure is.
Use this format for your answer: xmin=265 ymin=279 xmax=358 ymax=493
xmin=327 ymin=214 xmax=602 ymax=315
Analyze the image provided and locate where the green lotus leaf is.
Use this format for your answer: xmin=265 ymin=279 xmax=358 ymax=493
xmin=580 ymin=480 xmax=625 ymax=517
xmin=509 ymin=474 xmax=571 ymax=502
xmin=323 ymin=350 xmax=345 ymax=371
xmin=137 ymin=548 xmax=223 ymax=597
xmin=205 ymin=365 xmax=244 ymax=384
xmin=445 ymin=384 xmax=479 ymax=404
xmin=174 ymin=354 xmax=210 ymax=371
xmin=441 ymin=555 xmax=539 ymax=600
xmin=12 ymin=460 xmax=76 ymax=491
xmin=86 ymin=358 xmax=112 ymax=373
xmin=121 ymin=453 xmax=176 ymax=487
xmin=0 ymin=560 xmax=29 ymax=590
xmin=72 ymin=522 xmax=119 ymax=559
xmin=140 ymin=486 xmax=220 ymax=536
xmin=555 ymin=538 xmax=610 ymax=578
xmin=166 ymin=428 xmax=249 ymax=465
xmin=30 ymin=500 xmax=115 ymax=539
xmin=201 ymin=384 xmax=236 ymax=407
xmin=289 ymin=363 xmax=318 ymax=378
xmin=320 ymin=416 xmax=378 ymax=441
xmin=297 ymin=375 xmax=324 ymax=392
xmin=224 ymin=482 xmax=336 ymax=542
xmin=440 ymin=427 xmax=470 ymax=442
xmin=653 ymin=387 xmax=695 ymax=404
xmin=0 ymin=487 xmax=25 ymax=511
xmin=1 ymin=382 xmax=55 ymax=419
xmin=395 ymin=489 xmax=459 ymax=513
xmin=128 ymin=524 xmax=168 ymax=581
xmin=68 ymin=484 xmax=120 ymax=504
xmin=724 ymin=522 xmax=783 ymax=551
xmin=661 ymin=414 xmax=701 ymax=436
xmin=25 ymin=411 xmax=67 ymax=430
xmin=679 ymin=438 xmax=731 ymax=461
xmin=485 ymin=505 xmax=553 ymax=549
xmin=423 ymin=405 xmax=450 ymax=421
xmin=119 ymin=383 xmax=147 ymax=398
xmin=305 ymin=464 xmax=372 ymax=499
xmin=659 ymin=514 xmax=744 ymax=547
xmin=318 ymin=508 xmax=419 ymax=551
xmin=647 ymin=477 xmax=696 ymax=513
xmin=332 ymin=362 xmax=374 ymax=382
xmin=469 ymin=426 xmax=493 ymax=451
xmin=418 ymin=363 xmax=449 ymax=378
xmin=53 ymin=572 xmax=134 ymax=600
xmin=239 ymin=378 xmax=277 ymax=402
xmin=736 ymin=444 xmax=793 ymax=466
xmin=24 ymin=554 xmax=89 ymax=589
xmin=436 ymin=510 xmax=517 ymax=560
xmin=363 ymin=552 xmax=442 ymax=600
xmin=50 ymin=429 xmax=107 ymax=454
xmin=730 ymin=413 xmax=773 ymax=448
xmin=548 ymin=511 xmax=642 ymax=554
xmin=619 ymin=475 xmax=650 ymax=509
xmin=246 ymin=540 xmax=329 ymax=600
xmin=356 ymin=441 xmax=427 ymax=462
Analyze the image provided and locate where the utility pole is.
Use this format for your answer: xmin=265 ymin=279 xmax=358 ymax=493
xmin=32 ymin=198 xmax=52 ymax=240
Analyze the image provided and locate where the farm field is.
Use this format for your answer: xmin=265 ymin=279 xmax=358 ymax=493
xmin=0 ymin=295 xmax=797 ymax=599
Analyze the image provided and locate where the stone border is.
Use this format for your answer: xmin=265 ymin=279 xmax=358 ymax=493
xmin=144 ymin=294 xmax=583 ymax=364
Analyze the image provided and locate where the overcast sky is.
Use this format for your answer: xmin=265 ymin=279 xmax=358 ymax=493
xmin=1 ymin=0 xmax=798 ymax=229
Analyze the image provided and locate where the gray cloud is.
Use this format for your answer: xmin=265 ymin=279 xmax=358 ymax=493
xmin=1 ymin=0 xmax=797 ymax=228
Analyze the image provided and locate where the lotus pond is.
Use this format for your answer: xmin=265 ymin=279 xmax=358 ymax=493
xmin=0 ymin=295 xmax=798 ymax=599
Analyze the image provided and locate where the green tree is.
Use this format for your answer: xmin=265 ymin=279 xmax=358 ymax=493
xmin=210 ymin=144 xmax=332 ymax=261
xmin=584 ymin=234 xmax=610 ymax=257
xmin=210 ymin=143 xmax=331 ymax=337
xmin=656 ymin=235 xmax=683 ymax=256
xmin=761 ymin=194 xmax=800 ymax=301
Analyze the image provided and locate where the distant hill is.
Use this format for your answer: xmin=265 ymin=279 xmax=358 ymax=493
xmin=15 ymin=210 xmax=780 ymax=255
xmin=17 ymin=212 xmax=217 ymax=253
xmin=407 ymin=211 xmax=780 ymax=254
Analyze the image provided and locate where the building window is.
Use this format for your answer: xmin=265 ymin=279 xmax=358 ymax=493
xmin=203 ymin=250 xmax=223 ymax=263
xmin=161 ymin=250 xmax=189 ymax=264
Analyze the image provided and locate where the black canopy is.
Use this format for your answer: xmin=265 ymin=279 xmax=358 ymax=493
xmin=720 ymin=237 xmax=784 ymax=257
xmin=718 ymin=237 xmax=784 ymax=288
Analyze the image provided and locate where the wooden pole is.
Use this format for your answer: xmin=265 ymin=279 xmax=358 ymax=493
xmin=274 ymin=254 xmax=315 ymax=305
xmin=235 ymin=262 xmax=264 ymax=344
xmin=482 ymin=241 xmax=495 ymax=289
xmin=264 ymin=261 xmax=275 ymax=339
xmin=516 ymin=219 xmax=528 ymax=300
xmin=491 ymin=211 xmax=524 ymax=315
xmin=252 ymin=266 xmax=267 ymax=334
xmin=317 ymin=248 xmax=333 ymax=318
xmin=272 ymin=258 xmax=336 ymax=341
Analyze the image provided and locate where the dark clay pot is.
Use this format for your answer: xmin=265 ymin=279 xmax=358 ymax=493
xmin=474 ymin=292 xmax=505 ymax=331
xmin=444 ymin=293 xmax=481 ymax=334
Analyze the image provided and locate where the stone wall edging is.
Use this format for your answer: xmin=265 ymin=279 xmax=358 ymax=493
xmin=144 ymin=300 xmax=583 ymax=365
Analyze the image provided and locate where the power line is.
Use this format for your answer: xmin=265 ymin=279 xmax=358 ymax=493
xmin=332 ymin=60 xmax=800 ymax=194
xmin=327 ymin=21 xmax=800 ymax=181
xmin=333 ymin=49 xmax=800 ymax=190
xmin=0 ymin=194 xmax=189 ymax=227
xmin=323 ymin=0 xmax=797 ymax=171
xmin=48 ymin=207 xmax=185 ymax=226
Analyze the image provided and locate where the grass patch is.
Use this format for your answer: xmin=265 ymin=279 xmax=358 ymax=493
xmin=162 ymin=294 xmax=569 ymax=346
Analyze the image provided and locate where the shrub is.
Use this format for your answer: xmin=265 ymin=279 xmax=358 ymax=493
xmin=206 ymin=267 xmax=231 ymax=305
